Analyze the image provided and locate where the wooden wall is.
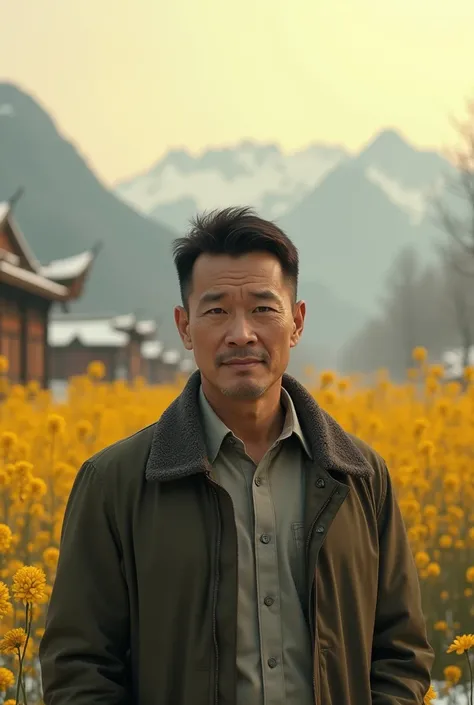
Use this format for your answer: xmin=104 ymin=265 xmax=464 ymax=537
xmin=0 ymin=284 xmax=49 ymax=385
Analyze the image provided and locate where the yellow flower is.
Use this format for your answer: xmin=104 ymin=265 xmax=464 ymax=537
xmin=447 ymin=634 xmax=474 ymax=655
xmin=414 ymin=418 xmax=429 ymax=437
xmin=426 ymin=562 xmax=441 ymax=578
xmin=412 ymin=346 xmax=428 ymax=363
xmin=30 ymin=477 xmax=47 ymax=500
xmin=423 ymin=684 xmax=436 ymax=704
xmin=466 ymin=566 xmax=474 ymax=583
xmin=0 ymin=627 xmax=27 ymax=654
xmin=43 ymin=547 xmax=59 ymax=571
xmin=444 ymin=664 xmax=462 ymax=684
xmin=87 ymin=360 xmax=106 ymax=380
xmin=0 ymin=666 xmax=14 ymax=692
xmin=0 ymin=582 xmax=11 ymax=617
xmin=0 ymin=355 xmax=9 ymax=375
xmin=439 ymin=535 xmax=453 ymax=549
xmin=12 ymin=565 xmax=46 ymax=604
xmin=0 ymin=524 xmax=12 ymax=553
xmin=0 ymin=431 xmax=17 ymax=456
xmin=76 ymin=419 xmax=93 ymax=441
xmin=440 ymin=590 xmax=449 ymax=601
xmin=320 ymin=370 xmax=335 ymax=388
xmin=434 ymin=620 xmax=448 ymax=631
xmin=415 ymin=551 xmax=430 ymax=569
xmin=4 ymin=699 xmax=17 ymax=705
xmin=46 ymin=413 xmax=66 ymax=436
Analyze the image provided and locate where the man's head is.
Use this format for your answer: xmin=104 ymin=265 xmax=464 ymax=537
xmin=173 ymin=207 xmax=305 ymax=400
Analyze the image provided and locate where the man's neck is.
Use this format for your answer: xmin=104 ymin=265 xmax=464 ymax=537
xmin=201 ymin=379 xmax=285 ymax=457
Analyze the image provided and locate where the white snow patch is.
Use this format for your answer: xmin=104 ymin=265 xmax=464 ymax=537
xmin=442 ymin=346 xmax=474 ymax=380
xmin=365 ymin=166 xmax=429 ymax=224
xmin=48 ymin=319 xmax=129 ymax=348
xmin=0 ymin=104 xmax=15 ymax=117
xmin=116 ymin=144 xmax=346 ymax=221
xmin=40 ymin=251 xmax=94 ymax=281
xmin=141 ymin=340 xmax=164 ymax=359
xmin=161 ymin=349 xmax=180 ymax=365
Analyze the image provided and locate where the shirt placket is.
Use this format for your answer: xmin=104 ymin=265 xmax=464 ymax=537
xmin=252 ymin=447 xmax=285 ymax=705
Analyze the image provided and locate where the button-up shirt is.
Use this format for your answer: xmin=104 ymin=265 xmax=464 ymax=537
xmin=199 ymin=385 xmax=315 ymax=705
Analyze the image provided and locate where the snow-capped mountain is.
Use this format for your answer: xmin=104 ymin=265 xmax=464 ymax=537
xmin=114 ymin=130 xmax=451 ymax=235
xmin=115 ymin=141 xmax=349 ymax=232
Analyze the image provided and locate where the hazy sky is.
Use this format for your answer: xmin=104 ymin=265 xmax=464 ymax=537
xmin=1 ymin=0 xmax=473 ymax=185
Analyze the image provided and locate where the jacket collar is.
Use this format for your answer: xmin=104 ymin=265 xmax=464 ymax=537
xmin=145 ymin=370 xmax=374 ymax=482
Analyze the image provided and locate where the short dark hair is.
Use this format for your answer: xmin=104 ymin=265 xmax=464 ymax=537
xmin=172 ymin=206 xmax=299 ymax=306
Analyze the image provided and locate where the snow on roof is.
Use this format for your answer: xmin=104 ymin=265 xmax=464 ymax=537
xmin=141 ymin=340 xmax=164 ymax=359
xmin=0 ymin=201 xmax=41 ymax=272
xmin=113 ymin=314 xmax=135 ymax=330
xmin=136 ymin=319 xmax=156 ymax=336
xmin=0 ymin=260 xmax=68 ymax=298
xmin=48 ymin=319 xmax=129 ymax=348
xmin=40 ymin=250 xmax=94 ymax=281
xmin=113 ymin=314 xmax=156 ymax=336
xmin=161 ymin=349 xmax=180 ymax=365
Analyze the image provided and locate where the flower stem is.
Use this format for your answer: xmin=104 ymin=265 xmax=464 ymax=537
xmin=465 ymin=650 xmax=473 ymax=705
xmin=15 ymin=645 xmax=23 ymax=705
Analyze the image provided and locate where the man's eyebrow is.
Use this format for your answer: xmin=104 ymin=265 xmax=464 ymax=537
xmin=249 ymin=290 xmax=282 ymax=302
xmin=199 ymin=291 xmax=225 ymax=304
xmin=198 ymin=289 xmax=282 ymax=304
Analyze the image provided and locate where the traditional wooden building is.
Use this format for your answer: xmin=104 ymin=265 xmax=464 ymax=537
xmin=0 ymin=193 xmax=98 ymax=387
xmin=48 ymin=313 xmax=157 ymax=383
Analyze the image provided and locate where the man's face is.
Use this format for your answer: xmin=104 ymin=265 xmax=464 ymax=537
xmin=174 ymin=251 xmax=305 ymax=399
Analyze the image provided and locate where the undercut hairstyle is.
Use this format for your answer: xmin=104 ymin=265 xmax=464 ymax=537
xmin=172 ymin=206 xmax=299 ymax=307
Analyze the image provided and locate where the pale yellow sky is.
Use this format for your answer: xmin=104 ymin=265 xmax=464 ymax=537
xmin=1 ymin=0 xmax=473 ymax=185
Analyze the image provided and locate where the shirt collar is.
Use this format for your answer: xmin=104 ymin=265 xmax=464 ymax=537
xmin=198 ymin=384 xmax=312 ymax=463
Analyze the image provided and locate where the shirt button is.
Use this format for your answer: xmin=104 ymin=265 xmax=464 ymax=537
xmin=254 ymin=476 xmax=262 ymax=486
xmin=316 ymin=525 xmax=325 ymax=534
xmin=315 ymin=477 xmax=325 ymax=488
xmin=267 ymin=657 xmax=278 ymax=668
xmin=260 ymin=534 xmax=271 ymax=544
xmin=264 ymin=596 xmax=274 ymax=606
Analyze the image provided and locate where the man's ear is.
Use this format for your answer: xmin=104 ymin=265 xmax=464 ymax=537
xmin=174 ymin=306 xmax=193 ymax=350
xmin=290 ymin=300 xmax=306 ymax=348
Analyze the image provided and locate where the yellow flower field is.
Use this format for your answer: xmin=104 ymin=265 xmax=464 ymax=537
xmin=0 ymin=349 xmax=472 ymax=702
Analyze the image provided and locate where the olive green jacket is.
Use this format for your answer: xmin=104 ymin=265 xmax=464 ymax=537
xmin=39 ymin=371 xmax=434 ymax=704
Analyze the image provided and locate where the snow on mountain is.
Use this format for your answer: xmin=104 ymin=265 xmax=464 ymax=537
xmin=115 ymin=141 xmax=349 ymax=231
xmin=114 ymin=131 xmax=451 ymax=235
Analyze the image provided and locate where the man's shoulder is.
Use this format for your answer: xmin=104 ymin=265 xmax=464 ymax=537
xmin=345 ymin=431 xmax=387 ymax=475
xmin=343 ymin=430 xmax=390 ymax=510
xmin=84 ymin=422 xmax=158 ymax=482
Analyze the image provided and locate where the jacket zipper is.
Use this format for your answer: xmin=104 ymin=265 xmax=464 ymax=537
xmin=206 ymin=472 xmax=222 ymax=705
xmin=306 ymin=486 xmax=337 ymax=705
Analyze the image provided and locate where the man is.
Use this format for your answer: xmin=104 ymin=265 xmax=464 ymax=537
xmin=40 ymin=207 xmax=434 ymax=704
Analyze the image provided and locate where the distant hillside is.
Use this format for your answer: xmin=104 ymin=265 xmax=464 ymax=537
xmin=115 ymin=141 xmax=349 ymax=232
xmin=0 ymin=83 xmax=361 ymax=369
xmin=0 ymin=82 xmax=182 ymax=344
xmin=115 ymin=128 xmax=452 ymax=318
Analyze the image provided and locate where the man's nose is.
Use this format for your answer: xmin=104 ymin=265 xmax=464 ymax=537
xmin=224 ymin=315 xmax=258 ymax=347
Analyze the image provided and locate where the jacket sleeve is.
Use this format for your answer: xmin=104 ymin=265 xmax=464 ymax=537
xmin=39 ymin=460 xmax=131 ymax=705
xmin=370 ymin=462 xmax=435 ymax=704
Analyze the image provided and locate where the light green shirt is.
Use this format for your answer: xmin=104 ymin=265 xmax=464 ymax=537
xmin=199 ymin=385 xmax=315 ymax=705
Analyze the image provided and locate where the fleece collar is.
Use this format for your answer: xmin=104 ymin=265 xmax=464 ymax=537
xmin=145 ymin=370 xmax=374 ymax=482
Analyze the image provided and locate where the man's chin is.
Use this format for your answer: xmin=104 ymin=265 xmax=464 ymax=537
xmin=220 ymin=381 xmax=267 ymax=399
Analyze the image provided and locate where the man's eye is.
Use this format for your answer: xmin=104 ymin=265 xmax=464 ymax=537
xmin=254 ymin=306 xmax=273 ymax=313
xmin=205 ymin=308 xmax=225 ymax=314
